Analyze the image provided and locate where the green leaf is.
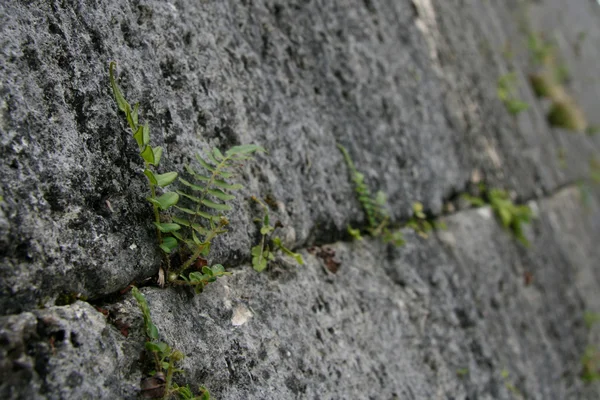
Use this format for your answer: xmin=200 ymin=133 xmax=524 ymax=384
xmin=225 ymin=144 xmax=266 ymax=156
xmin=145 ymin=341 xmax=169 ymax=354
xmin=260 ymin=225 xmax=274 ymax=235
xmin=148 ymin=323 xmax=159 ymax=341
xmin=217 ymin=170 xmax=233 ymax=179
xmin=201 ymin=266 xmax=213 ymax=276
xmin=196 ymin=153 xmax=215 ymax=171
xmin=192 ymin=230 xmax=202 ymax=245
xmin=144 ymin=169 xmax=157 ymax=185
xmin=211 ymin=264 xmax=225 ymax=274
xmin=131 ymin=103 xmax=139 ymax=127
xmin=207 ymin=189 xmax=236 ymax=201
xmin=140 ymin=145 xmax=155 ymax=164
xmin=497 ymin=207 xmax=512 ymax=227
xmin=109 ymin=62 xmax=130 ymax=113
xmin=213 ymin=179 xmax=243 ymax=190
xmin=149 ymin=192 xmax=180 ymax=210
xmin=179 ymin=178 xmax=205 ymax=192
xmin=207 ymin=151 xmax=220 ymax=166
xmin=133 ymin=125 xmax=144 ymax=147
xmin=176 ymin=190 xmax=203 ymax=204
xmin=155 ymin=171 xmax=178 ymax=187
xmin=212 ymin=148 xmax=224 ymax=161
xmin=174 ymin=206 xmax=217 ymax=221
xmin=160 ymin=237 xmax=178 ymax=253
xmin=154 ymin=222 xmax=181 ymax=233
xmin=184 ymin=165 xmax=211 ymax=181
xmin=273 ymin=237 xmax=304 ymax=265
xmin=142 ymin=122 xmax=150 ymax=145
xmin=152 ymin=146 xmax=163 ymax=166
xmin=202 ymin=199 xmax=232 ymax=211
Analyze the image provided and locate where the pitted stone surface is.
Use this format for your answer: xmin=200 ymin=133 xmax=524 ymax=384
xmin=1 ymin=0 xmax=599 ymax=398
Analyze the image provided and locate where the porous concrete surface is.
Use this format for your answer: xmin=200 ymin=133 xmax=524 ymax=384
xmin=0 ymin=0 xmax=599 ymax=398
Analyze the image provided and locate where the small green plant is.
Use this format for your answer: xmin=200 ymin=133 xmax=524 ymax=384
xmin=456 ymin=368 xmax=469 ymax=378
xmin=132 ymin=287 xmax=210 ymax=399
xmin=528 ymin=33 xmax=555 ymax=66
xmin=500 ymin=368 xmax=524 ymax=398
xmin=110 ymin=62 xmax=180 ymax=261
xmin=584 ymin=311 xmax=600 ymax=329
xmin=405 ymin=202 xmax=446 ymax=239
xmin=463 ymin=187 xmax=532 ymax=246
xmin=169 ymin=144 xmax=264 ymax=282
xmin=497 ymin=73 xmax=529 ymax=115
xmin=110 ymin=62 xmax=264 ymax=288
xmin=250 ymin=196 xmax=303 ymax=272
xmin=581 ymin=345 xmax=600 ymax=383
xmin=547 ymin=101 xmax=587 ymax=132
xmin=337 ymin=143 xmax=404 ymax=246
xmin=528 ymin=72 xmax=559 ymax=98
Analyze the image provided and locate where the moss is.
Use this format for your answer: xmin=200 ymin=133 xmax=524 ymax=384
xmin=529 ymin=73 xmax=555 ymax=98
xmin=547 ymin=101 xmax=587 ymax=132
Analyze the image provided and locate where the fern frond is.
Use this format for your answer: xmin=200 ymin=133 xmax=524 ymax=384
xmin=169 ymin=145 xmax=264 ymax=277
xmin=337 ymin=144 xmax=388 ymax=230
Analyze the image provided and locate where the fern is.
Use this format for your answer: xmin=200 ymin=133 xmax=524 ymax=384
xmin=110 ymin=62 xmax=264 ymax=289
xmin=168 ymin=145 xmax=265 ymax=281
xmin=337 ymin=143 xmax=403 ymax=246
xmin=337 ymin=144 xmax=388 ymax=230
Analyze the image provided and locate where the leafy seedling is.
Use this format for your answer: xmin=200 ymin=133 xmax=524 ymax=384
xmin=110 ymin=62 xmax=180 ymax=265
xmin=497 ymin=73 xmax=529 ymax=115
xmin=405 ymin=202 xmax=446 ymax=239
xmin=337 ymin=143 xmax=404 ymax=246
xmin=584 ymin=311 xmax=600 ymax=330
xmin=581 ymin=346 xmax=600 ymax=383
xmin=463 ymin=187 xmax=532 ymax=246
xmin=131 ymin=287 xmax=211 ymax=399
xmin=251 ymin=196 xmax=303 ymax=272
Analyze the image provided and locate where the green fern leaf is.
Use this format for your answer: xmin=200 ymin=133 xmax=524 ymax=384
xmin=226 ymin=144 xmax=266 ymax=156
xmin=202 ymin=198 xmax=232 ymax=211
xmin=184 ymin=165 xmax=211 ymax=181
xmin=195 ymin=153 xmax=216 ymax=172
xmin=179 ymin=178 xmax=205 ymax=192
xmin=207 ymin=189 xmax=236 ymax=201
xmin=154 ymin=222 xmax=182 ymax=233
xmin=213 ymin=179 xmax=243 ymax=190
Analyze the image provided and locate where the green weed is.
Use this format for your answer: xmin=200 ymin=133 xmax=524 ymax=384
xmin=463 ymin=187 xmax=532 ymax=246
xmin=584 ymin=311 xmax=600 ymax=330
xmin=337 ymin=144 xmax=404 ymax=246
xmin=110 ymin=62 xmax=263 ymax=288
xmin=250 ymin=196 xmax=303 ymax=272
xmin=405 ymin=202 xmax=446 ymax=239
xmin=547 ymin=101 xmax=587 ymax=132
xmin=497 ymin=73 xmax=529 ymax=115
xmin=581 ymin=346 xmax=600 ymax=383
xmin=132 ymin=287 xmax=210 ymax=399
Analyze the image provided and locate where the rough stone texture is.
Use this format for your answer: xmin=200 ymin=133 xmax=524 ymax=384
xmin=1 ymin=0 xmax=600 ymax=398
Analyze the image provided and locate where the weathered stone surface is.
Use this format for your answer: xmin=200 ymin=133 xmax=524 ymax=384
xmin=1 ymin=0 xmax=599 ymax=398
